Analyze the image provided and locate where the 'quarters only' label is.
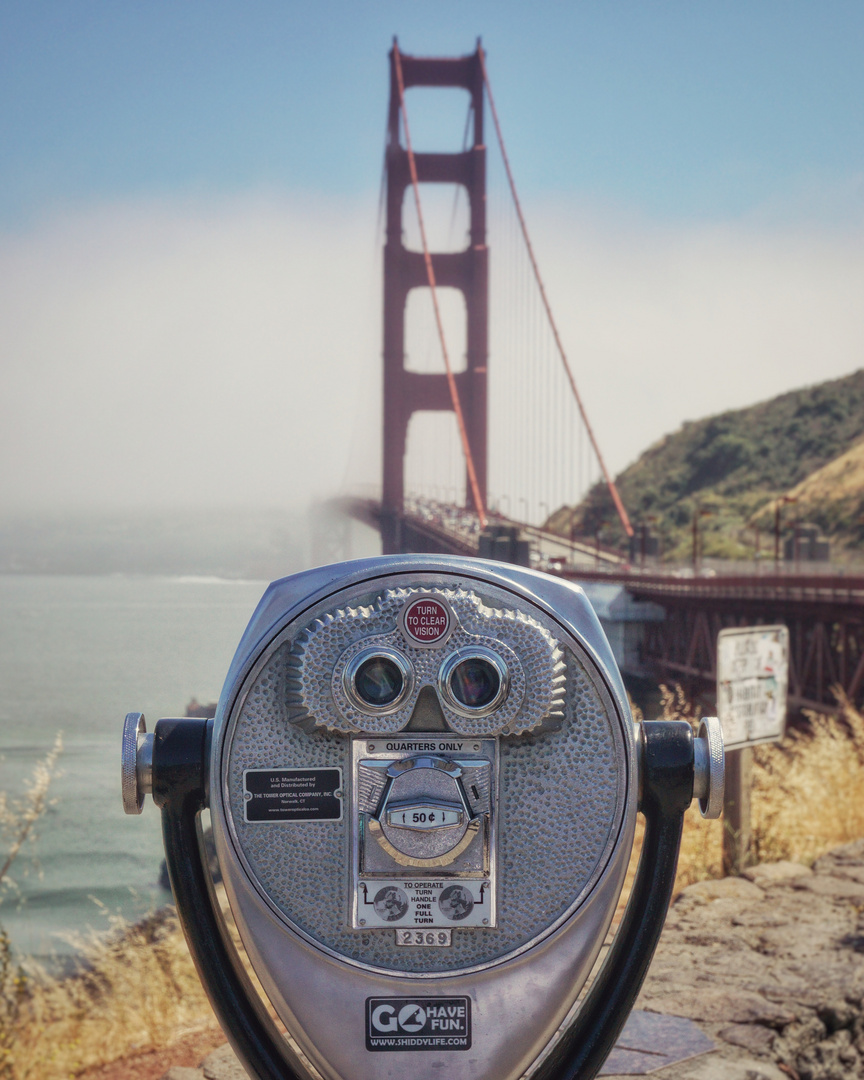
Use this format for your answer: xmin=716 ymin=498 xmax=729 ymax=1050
xmin=366 ymin=997 xmax=471 ymax=1051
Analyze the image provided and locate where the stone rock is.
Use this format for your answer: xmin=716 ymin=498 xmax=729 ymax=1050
xmin=743 ymin=861 xmax=812 ymax=884
xmin=774 ymin=1016 xmax=829 ymax=1059
xmin=717 ymin=1023 xmax=777 ymax=1054
xmin=813 ymin=839 xmax=864 ymax=867
xmin=161 ymin=1069 xmax=204 ymax=1080
xmin=791 ymin=875 xmax=864 ymax=900
xmin=679 ymin=877 xmax=765 ymax=903
xmin=818 ymin=1000 xmax=859 ymax=1032
xmin=797 ymin=1029 xmax=861 ymax=1080
xmin=814 ymin=859 xmax=864 ymax=884
xmin=644 ymin=989 xmax=796 ymax=1026
xmin=730 ymin=910 xmax=789 ymax=929
xmin=201 ymin=1043 xmax=247 ymax=1080
xmin=682 ymin=929 xmax=753 ymax=951
xmin=677 ymin=1055 xmax=789 ymax=1080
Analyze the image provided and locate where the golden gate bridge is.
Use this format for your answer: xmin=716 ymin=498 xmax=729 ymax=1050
xmin=333 ymin=40 xmax=864 ymax=718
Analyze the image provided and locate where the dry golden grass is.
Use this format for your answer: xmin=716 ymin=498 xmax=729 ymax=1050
xmin=659 ymin=685 xmax=864 ymax=887
xmin=4 ymin=692 xmax=864 ymax=1079
xmin=6 ymin=908 xmax=221 ymax=1079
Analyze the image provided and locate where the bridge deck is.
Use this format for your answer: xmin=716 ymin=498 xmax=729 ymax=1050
xmin=338 ymin=496 xmax=864 ymax=713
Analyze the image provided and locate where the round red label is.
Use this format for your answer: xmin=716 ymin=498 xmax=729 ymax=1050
xmin=401 ymin=596 xmax=451 ymax=645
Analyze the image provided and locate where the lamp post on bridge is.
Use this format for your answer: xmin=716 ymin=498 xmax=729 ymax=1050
xmin=692 ymin=506 xmax=713 ymax=574
xmin=594 ymin=523 xmax=605 ymax=571
xmin=519 ymin=497 xmax=528 ymax=525
xmin=773 ymin=496 xmax=798 ymax=569
xmin=637 ymin=515 xmax=659 ymax=569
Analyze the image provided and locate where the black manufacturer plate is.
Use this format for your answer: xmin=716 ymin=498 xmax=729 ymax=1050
xmin=243 ymin=768 xmax=342 ymax=822
xmin=366 ymin=997 xmax=471 ymax=1051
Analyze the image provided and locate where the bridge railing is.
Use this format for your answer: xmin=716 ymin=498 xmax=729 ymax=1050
xmin=563 ymin=568 xmax=864 ymax=606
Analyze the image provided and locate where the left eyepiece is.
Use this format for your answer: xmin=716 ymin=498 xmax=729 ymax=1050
xmin=344 ymin=647 xmax=413 ymax=713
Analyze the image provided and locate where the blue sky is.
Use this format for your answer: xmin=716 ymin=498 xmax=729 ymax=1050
xmin=1 ymin=3 xmax=863 ymax=515
xmin=3 ymin=2 xmax=863 ymax=228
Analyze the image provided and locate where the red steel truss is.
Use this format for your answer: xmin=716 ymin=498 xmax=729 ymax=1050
xmin=598 ymin=572 xmax=864 ymax=713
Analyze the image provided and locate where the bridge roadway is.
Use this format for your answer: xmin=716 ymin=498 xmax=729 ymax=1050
xmin=340 ymin=496 xmax=864 ymax=715
xmin=340 ymin=496 xmax=623 ymax=567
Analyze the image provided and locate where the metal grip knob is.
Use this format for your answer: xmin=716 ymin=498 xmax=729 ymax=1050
xmin=692 ymin=716 xmax=724 ymax=819
xmin=121 ymin=712 xmax=154 ymax=815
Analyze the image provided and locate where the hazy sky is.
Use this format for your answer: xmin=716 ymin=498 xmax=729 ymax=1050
xmin=1 ymin=3 xmax=863 ymax=512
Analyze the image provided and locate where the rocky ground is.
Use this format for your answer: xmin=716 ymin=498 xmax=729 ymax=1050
xmin=143 ymin=839 xmax=864 ymax=1080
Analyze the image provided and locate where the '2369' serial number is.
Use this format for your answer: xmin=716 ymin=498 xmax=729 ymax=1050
xmin=395 ymin=929 xmax=452 ymax=947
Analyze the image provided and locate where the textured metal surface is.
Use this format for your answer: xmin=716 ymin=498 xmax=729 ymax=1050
xmin=694 ymin=716 xmax=725 ymax=819
xmin=222 ymin=572 xmax=626 ymax=975
xmin=121 ymin=712 xmax=146 ymax=815
xmin=286 ymin=585 xmax=566 ymax=737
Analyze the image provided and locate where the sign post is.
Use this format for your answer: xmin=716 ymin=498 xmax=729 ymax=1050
xmin=716 ymin=625 xmax=789 ymax=875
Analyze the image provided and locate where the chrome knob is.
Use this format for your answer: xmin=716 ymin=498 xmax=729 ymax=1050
xmin=693 ymin=716 xmax=724 ymax=819
xmin=121 ymin=712 xmax=154 ymax=815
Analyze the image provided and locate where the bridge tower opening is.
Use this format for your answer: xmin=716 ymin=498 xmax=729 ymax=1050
xmin=381 ymin=44 xmax=488 ymax=554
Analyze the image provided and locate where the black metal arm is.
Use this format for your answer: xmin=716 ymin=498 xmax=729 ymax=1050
xmin=154 ymin=718 xmax=306 ymax=1080
xmin=154 ymin=718 xmax=693 ymax=1080
xmin=531 ymin=720 xmax=694 ymax=1080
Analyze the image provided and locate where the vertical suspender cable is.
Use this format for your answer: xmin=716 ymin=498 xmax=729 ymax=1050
xmin=393 ymin=43 xmax=487 ymax=529
xmin=478 ymin=47 xmax=633 ymax=540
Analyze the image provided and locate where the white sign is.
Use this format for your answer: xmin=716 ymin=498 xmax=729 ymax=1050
xmin=716 ymin=625 xmax=789 ymax=750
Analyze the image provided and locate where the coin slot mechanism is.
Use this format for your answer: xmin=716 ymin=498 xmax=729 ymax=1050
xmin=351 ymin=736 xmax=498 ymax=933
xmin=386 ymin=803 xmax=464 ymax=831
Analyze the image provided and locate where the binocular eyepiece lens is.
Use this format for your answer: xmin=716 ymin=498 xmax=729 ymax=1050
xmin=345 ymin=645 xmax=509 ymax=718
xmin=356 ymin=655 xmax=404 ymax=707
xmin=345 ymin=648 xmax=413 ymax=713
xmin=440 ymin=648 xmax=509 ymax=716
xmin=450 ymin=657 xmax=501 ymax=709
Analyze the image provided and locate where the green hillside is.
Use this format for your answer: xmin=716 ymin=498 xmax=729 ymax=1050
xmin=549 ymin=368 xmax=864 ymax=561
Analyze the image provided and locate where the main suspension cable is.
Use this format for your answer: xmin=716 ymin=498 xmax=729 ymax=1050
xmin=478 ymin=46 xmax=633 ymax=539
xmin=393 ymin=42 xmax=487 ymax=528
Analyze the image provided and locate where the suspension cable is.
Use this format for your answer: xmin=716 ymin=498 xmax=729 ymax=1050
xmin=392 ymin=43 xmax=487 ymax=529
xmin=478 ymin=46 xmax=633 ymax=539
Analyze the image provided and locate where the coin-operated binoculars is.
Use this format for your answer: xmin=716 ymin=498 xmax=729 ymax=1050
xmin=122 ymin=556 xmax=723 ymax=1080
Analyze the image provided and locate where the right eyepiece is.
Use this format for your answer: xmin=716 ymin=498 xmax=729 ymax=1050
xmin=344 ymin=647 xmax=414 ymax=714
xmin=439 ymin=647 xmax=509 ymax=717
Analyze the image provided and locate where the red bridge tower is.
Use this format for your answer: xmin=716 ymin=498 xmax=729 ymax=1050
xmin=381 ymin=44 xmax=488 ymax=554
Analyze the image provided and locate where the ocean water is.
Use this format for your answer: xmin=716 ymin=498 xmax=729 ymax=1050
xmin=0 ymin=574 xmax=268 ymax=963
